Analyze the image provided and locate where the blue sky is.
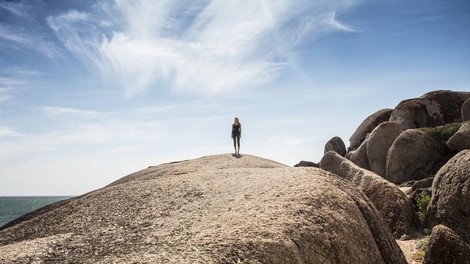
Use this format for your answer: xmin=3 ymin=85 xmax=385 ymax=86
xmin=1 ymin=0 xmax=469 ymax=195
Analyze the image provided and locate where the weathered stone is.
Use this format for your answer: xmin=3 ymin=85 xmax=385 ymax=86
xmin=386 ymin=129 xmax=448 ymax=184
xmin=422 ymin=225 xmax=470 ymax=264
xmin=293 ymin=160 xmax=318 ymax=167
xmin=367 ymin=122 xmax=404 ymax=176
xmin=349 ymin=109 xmax=393 ymax=151
xmin=347 ymin=138 xmax=371 ymax=170
xmin=390 ymin=90 xmax=470 ymax=129
xmin=462 ymin=98 xmax=470 ymax=121
xmin=0 ymin=154 xmax=407 ymax=264
xmin=320 ymin=151 xmax=418 ymax=238
xmin=324 ymin=136 xmax=347 ymax=156
xmin=446 ymin=122 xmax=470 ymax=151
xmin=426 ymin=150 xmax=470 ymax=243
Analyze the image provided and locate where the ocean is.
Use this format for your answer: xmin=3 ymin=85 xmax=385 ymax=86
xmin=0 ymin=196 xmax=72 ymax=228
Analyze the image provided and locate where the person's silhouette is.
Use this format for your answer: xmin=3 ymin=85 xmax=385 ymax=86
xmin=231 ymin=117 xmax=241 ymax=156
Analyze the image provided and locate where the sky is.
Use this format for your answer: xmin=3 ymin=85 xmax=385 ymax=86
xmin=1 ymin=0 xmax=469 ymax=196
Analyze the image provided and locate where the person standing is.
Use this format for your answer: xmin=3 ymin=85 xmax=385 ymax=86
xmin=231 ymin=117 xmax=241 ymax=155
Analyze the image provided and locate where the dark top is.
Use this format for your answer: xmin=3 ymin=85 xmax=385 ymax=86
xmin=232 ymin=123 xmax=241 ymax=137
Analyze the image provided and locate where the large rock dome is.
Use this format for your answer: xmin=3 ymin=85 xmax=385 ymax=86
xmin=0 ymin=154 xmax=406 ymax=264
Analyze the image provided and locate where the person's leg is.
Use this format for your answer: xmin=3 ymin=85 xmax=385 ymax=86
xmin=233 ymin=136 xmax=237 ymax=154
xmin=236 ymin=135 xmax=241 ymax=154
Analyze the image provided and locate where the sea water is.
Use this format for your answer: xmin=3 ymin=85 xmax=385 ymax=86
xmin=0 ymin=196 xmax=72 ymax=228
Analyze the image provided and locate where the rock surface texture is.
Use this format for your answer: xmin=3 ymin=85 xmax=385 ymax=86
xmin=386 ymin=129 xmax=448 ymax=184
xmin=389 ymin=99 xmax=429 ymax=129
xmin=324 ymin=136 xmax=347 ymax=156
xmin=426 ymin=150 xmax=470 ymax=243
xmin=367 ymin=122 xmax=404 ymax=177
xmin=320 ymin=151 xmax=418 ymax=238
xmin=348 ymin=109 xmax=392 ymax=151
xmin=419 ymin=90 xmax=470 ymax=125
xmin=422 ymin=225 xmax=470 ymax=264
xmin=446 ymin=122 xmax=470 ymax=151
xmin=0 ymin=154 xmax=407 ymax=264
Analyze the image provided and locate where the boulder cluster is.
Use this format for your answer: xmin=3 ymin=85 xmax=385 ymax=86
xmin=316 ymin=90 xmax=470 ymax=263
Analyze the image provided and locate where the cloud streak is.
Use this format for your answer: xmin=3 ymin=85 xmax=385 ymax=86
xmin=47 ymin=0 xmax=358 ymax=96
xmin=0 ymin=1 xmax=64 ymax=60
xmin=0 ymin=1 xmax=29 ymax=18
xmin=41 ymin=107 xmax=100 ymax=117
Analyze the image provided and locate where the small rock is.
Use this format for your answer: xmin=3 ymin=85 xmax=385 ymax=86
xmin=293 ymin=161 xmax=318 ymax=167
xmin=324 ymin=136 xmax=346 ymax=156
xmin=400 ymin=234 xmax=411 ymax=241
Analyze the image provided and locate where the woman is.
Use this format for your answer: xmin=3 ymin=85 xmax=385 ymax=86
xmin=231 ymin=117 xmax=241 ymax=155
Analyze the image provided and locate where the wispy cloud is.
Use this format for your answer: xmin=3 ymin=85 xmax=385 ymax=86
xmin=41 ymin=106 xmax=101 ymax=117
xmin=0 ymin=24 xmax=63 ymax=59
xmin=0 ymin=78 xmax=23 ymax=103
xmin=323 ymin=12 xmax=357 ymax=32
xmin=0 ymin=77 xmax=25 ymax=87
xmin=47 ymin=0 xmax=358 ymax=96
xmin=0 ymin=1 xmax=63 ymax=60
xmin=0 ymin=1 xmax=29 ymax=18
xmin=0 ymin=125 xmax=22 ymax=138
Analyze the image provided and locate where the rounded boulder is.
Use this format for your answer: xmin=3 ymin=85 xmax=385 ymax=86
xmin=426 ymin=149 xmax=470 ymax=243
xmin=367 ymin=121 xmax=404 ymax=177
xmin=422 ymin=225 xmax=470 ymax=264
xmin=324 ymin=136 xmax=347 ymax=156
xmin=385 ymin=129 xmax=448 ymax=184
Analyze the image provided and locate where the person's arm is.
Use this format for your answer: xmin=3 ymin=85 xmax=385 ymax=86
xmin=239 ymin=124 xmax=242 ymax=138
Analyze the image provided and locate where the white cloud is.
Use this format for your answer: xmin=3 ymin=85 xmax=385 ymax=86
xmin=323 ymin=12 xmax=356 ymax=32
xmin=0 ymin=125 xmax=21 ymax=137
xmin=41 ymin=106 xmax=100 ymax=117
xmin=0 ymin=77 xmax=24 ymax=87
xmin=0 ymin=80 xmax=18 ymax=103
xmin=47 ymin=0 xmax=358 ymax=96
